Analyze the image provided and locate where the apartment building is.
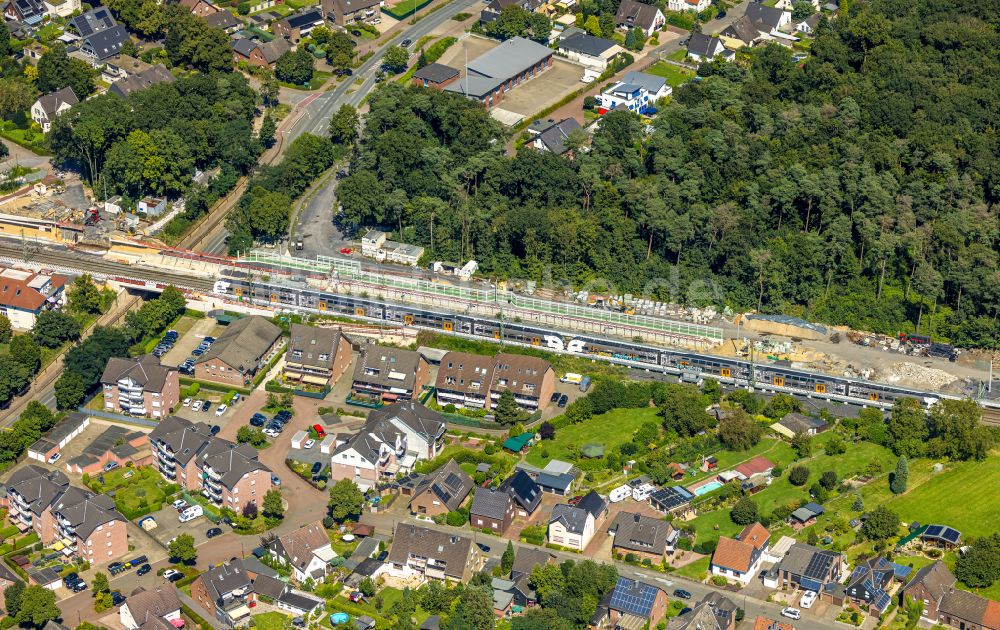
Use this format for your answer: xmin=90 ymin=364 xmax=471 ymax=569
xmin=284 ymin=324 xmax=354 ymax=386
xmin=385 ymin=523 xmax=483 ymax=583
xmin=194 ymin=316 xmax=283 ymax=386
xmin=5 ymin=465 xmax=128 ymax=562
xmin=350 ymin=345 xmax=430 ymax=403
xmin=435 ymin=351 xmax=555 ymax=412
xmin=148 ymin=416 xmax=272 ymax=510
xmin=101 ymin=354 xmax=179 ymax=418
xmin=329 ymin=402 xmax=446 ymax=490
xmin=322 ymin=0 xmax=383 ymax=26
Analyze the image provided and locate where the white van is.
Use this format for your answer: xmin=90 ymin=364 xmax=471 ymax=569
xmin=609 ymin=485 xmax=632 ymax=503
xmin=632 ymin=483 xmax=655 ymax=502
xmin=178 ymin=505 xmax=204 ymax=523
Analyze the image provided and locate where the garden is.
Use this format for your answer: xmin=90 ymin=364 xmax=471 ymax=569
xmin=84 ymin=466 xmax=179 ymax=520
xmin=644 ymin=61 xmax=696 ymax=88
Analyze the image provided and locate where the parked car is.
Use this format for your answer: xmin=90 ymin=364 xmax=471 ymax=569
xmin=206 ymin=527 xmax=223 ymax=538
xmin=303 ymin=439 xmax=316 ymax=449
xmin=183 ymin=398 xmax=192 ymax=407
xmin=311 ymin=461 xmax=323 ymax=476
xmin=103 ymin=461 xmax=119 ymax=472
xmin=550 ymin=392 xmax=560 ymax=402
xmin=172 ymin=499 xmax=188 ymax=511
xmin=48 ymin=452 xmax=61 ymax=464
xmin=275 ymin=410 xmax=292 ymax=422
xmin=137 ymin=564 xmax=151 ymax=576
xmin=800 ymin=591 xmax=817 ymax=609
xmin=250 ymin=413 xmax=267 ymax=427
xmin=210 ymin=425 xmax=221 ymax=435
xmin=201 ymin=400 xmax=211 ymax=412
xmin=215 ymin=405 xmax=227 ymax=416
xmin=271 ymin=474 xmax=281 ymax=486
xmin=558 ymin=394 xmax=569 ymax=407
xmin=111 ymin=591 xmax=126 ymax=606
xmin=191 ymin=399 xmax=203 ymax=410
xmin=313 ymin=424 xmax=326 ymax=437
xmin=351 ymin=29 xmax=362 ymax=36
xmin=673 ymin=589 xmax=692 ymax=600
xmin=63 ymin=573 xmax=79 ymax=587
xmin=781 ymin=608 xmax=801 ymax=620
xmin=163 ymin=569 xmax=183 ymax=582
xmin=401 ymin=38 xmax=412 ymax=46
xmin=71 ymin=580 xmax=88 ymax=592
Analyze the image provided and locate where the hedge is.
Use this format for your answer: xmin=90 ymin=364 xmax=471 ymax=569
xmin=182 ymin=604 xmax=214 ymax=630
xmin=179 ymin=377 xmax=252 ymax=396
xmin=424 ymin=36 xmax=456 ymax=64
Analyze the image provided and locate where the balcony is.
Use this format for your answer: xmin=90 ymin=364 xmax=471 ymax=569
xmin=202 ymin=488 xmax=222 ymax=504
xmin=203 ymin=466 xmax=222 ymax=481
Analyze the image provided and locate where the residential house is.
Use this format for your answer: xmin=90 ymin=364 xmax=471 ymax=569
xmin=444 ymin=37 xmax=553 ymax=110
xmin=667 ymin=593 xmax=738 ymax=630
xmin=509 ymin=547 xmax=554 ymax=606
xmin=733 ymin=456 xmax=774 ymax=481
xmin=686 ymin=31 xmax=731 ymax=62
xmin=500 ymin=470 xmax=542 ymax=517
xmin=108 ymin=64 xmax=175 ymax=98
xmin=272 ymin=8 xmax=323 ymax=43
xmin=608 ymin=511 xmax=678 ymax=562
xmin=43 ymin=0 xmax=81 ymax=17
xmin=101 ymin=54 xmax=150 ymax=82
xmin=4 ymin=0 xmax=45 ymax=24
xmin=322 ymin=0 xmax=383 ymax=26
xmin=845 ymin=557 xmax=895 ymax=615
xmin=249 ymin=573 xmax=324 ymax=618
xmin=409 ymin=460 xmax=473 ymax=518
xmin=266 ymin=520 xmax=338 ymax=582
xmin=667 ymin=0 xmax=710 ymax=13
xmin=119 ymin=587 xmax=182 ymax=630
xmin=752 ymin=617 xmax=794 ymax=630
xmin=532 ymin=118 xmax=582 ymax=155
xmin=556 ymin=32 xmax=623 ymax=72
xmin=190 ymin=560 xmax=256 ymax=628
xmin=720 ymin=4 xmax=791 ymax=48
xmin=469 ymin=487 xmax=516 ymax=534
xmin=385 ymin=523 xmax=483 ymax=583
xmin=351 ymin=345 xmax=430 ymax=403
xmin=204 ymin=9 xmax=242 ymax=32
xmin=100 ymin=354 xmax=179 ymax=418
xmin=711 ymin=522 xmax=770 ymax=585
xmin=148 ymin=415 xmax=273 ymax=509
xmin=231 ymin=37 xmax=291 ymax=67
xmin=788 ymin=502 xmax=824 ymax=528
xmin=329 ymin=402 xmax=445 ymax=490
xmin=178 ymin=0 xmax=219 ymax=17
xmin=795 ymin=13 xmax=821 ymax=34
xmin=744 ymin=0 xmax=792 ymax=29
xmin=771 ymin=413 xmax=828 ymax=438
xmin=479 ymin=0 xmax=542 ymax=24
xmin=5 ymin=465 xmax=128 ymax=562
xmin=902 ymin=561 xmax=1000 ymax=630
xmin=435 ymin=351 xmax=555 ymax=412
xmin=193 ymin=316 xmax=283 ymax=386
xmin=69 ymin=6 xmax=130 ymax=61
xmin=0 ymin=269 xmax=66 ymax=329
xmin=602 ymin=576 xmax=670 ymax=629
xmin=772 ymin=543 xmax=843 ymax=593
xmin=412 ymin=62 xmax=461 ymax=89
xmin=595 ymin=70 xmax=671 ymax=115
xmin=284 ymin=324 xmax=354 ymax=386
xmin=614 ymin=0 xmax=664 ymax=37
xmin=31 ymin=87 xmax=78 ymax=132
xmin=547 ymin=490 xmax=606 ymax=551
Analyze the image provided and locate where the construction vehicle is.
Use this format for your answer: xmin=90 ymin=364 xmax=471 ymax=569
xmin=83 ymin=208 xmax=100 ymax=226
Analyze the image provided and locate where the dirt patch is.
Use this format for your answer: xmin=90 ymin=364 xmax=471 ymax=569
xmin=436 ymin=35 xmax=497 ymax=67
xmin=498 ymin=59 xmax=584 ymax=118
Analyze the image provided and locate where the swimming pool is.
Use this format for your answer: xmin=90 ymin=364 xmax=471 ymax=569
xmin=693 ymin=481 xmax=723 ymax=496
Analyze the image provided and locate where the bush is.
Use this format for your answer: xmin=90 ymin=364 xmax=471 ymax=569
xmin=710 ymin=575 xmax=728 ymax=586
xmin=789 ymin=466 xmax=810 ymax=486
xmin=445 ymin=509 xmax=468 ymax=527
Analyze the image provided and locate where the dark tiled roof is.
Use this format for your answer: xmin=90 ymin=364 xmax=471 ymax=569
xmin=537 ymin=118 xmax=581 ymax=155
xmin=386 ymin=523 xmax=474 ymax=581
xmin=500 ymin=470 xmax=541 ymax=513
xmin=549 ymin=504 xmax=589 ymax=534
xmin=35 ymin=87 xmax=78 ymax=119
xmin=412 ymin=62 xmax=459 ymax=84
xmin=614 ymin=0 xmax=661 ymax=31
xmin=609 ymin=512 xmax=673 ymax=554
xmin=511 ymin=546 xmax=554 ymax=578
xmin=470 ymin=487 xmax=512 ymax=521
xmin=281 ymin=8 xmax=322 ymax=29
xmin=123 ymin=587 xmax=182 ymax=626
xmin=101 ymin=354 xmax=174 ymax=392
xmin=196 ymin=316 xmax=282 ymax=373
xmin=411 ymin=459 xmax=473 ymax=512
xmin=287 ymin=324 xmax=350 ymax=370
xmin=687 ymin=31 xmax=721 ymax=58
xmin=558 ymin=32 xmax=618 ymax=57
xmin=576 ymin=490 xmax=606 ymax=519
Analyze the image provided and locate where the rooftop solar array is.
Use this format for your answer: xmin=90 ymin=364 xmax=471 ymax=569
xmin=609 ymin=577 xmax=657 ymax=617
xmin=650 ymin=486 xmax=693 ymax=511
xmin=803 ymin=551 xmax=835 ymax=580
xmin=873 ymin=590 xmax=891 ymax=611
xmin=444 ymin=472 xmax=463 ymax=490
xmin=922 ymin=524 xmax=961 ymax=544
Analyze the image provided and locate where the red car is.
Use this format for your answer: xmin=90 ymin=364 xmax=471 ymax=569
xmin=568 ymin=495 xmax=584 ymax=506
xmin=313 ymin=424 xmax=326 ymax=438
xmin=340 ymin=247 xmax=353 ymax=255
xmin=350 ymin=592 xmax=364 ymax=603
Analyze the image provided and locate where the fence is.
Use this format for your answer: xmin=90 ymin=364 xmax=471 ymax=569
xmin=78 ymin=408 xmax=160 ymax=428
xmin=294 ymin=385 xmax=331 ymax=399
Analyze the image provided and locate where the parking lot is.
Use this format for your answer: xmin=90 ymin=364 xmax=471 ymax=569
xmin=497 ymin=58 xmax=585 ymax=118
xmin=160 ymin=316 xmax=223 ymax=368
xmin=143 ymin=503 xmax=228 ymax=549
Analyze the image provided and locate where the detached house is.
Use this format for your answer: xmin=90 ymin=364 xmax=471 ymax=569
xmin=385 ymin=523 xmax=483 ymax=583
xmin=266 ymin=520 xmax=338 ymax=582
xmin=0 ymin=268 xmax=66 ymax=329
xmin=100 ymin=354 xmax=179 ymax=418
xmin=614 ymin=0 xmax=664 ymax=37
xmin=711 ymin=522 xmax=770 ymax=585
xmin=69 ymin=6 xmax=130 ymax=61
xmin=509 ymin=547 xmax=554 ymax=606
xmin=500 ymin=470 xmax=542 ymax=517
xmin=119 ymin=587 xmax=182 ymax=630
xmin=608 ymin=511 xmax=678 ymax=562
xmin=191 ymin=560 xmax=256 ymax=628
xmin=31 ymin=87 xmax=77 ymax=133
xmin=686 ymin=31 xmax=731 ymax=63
xmin=272 ymin=8 xmax=323 ymax=43
xmin=408 ymin=460 xmax=473 ymax=518
xmin=666 ymin=592 xmax=738 ymax=630
xmin=231 ymin=37 xmax=291 ymax=68
xmin=4 ymin=0 xmax=45 ymax=24
xmin=771 ymin=543 xmax=843 ymax=594
xmin=470 ymin=487 xmax=516 ymax=534
xmin=547 ymin=490 xmax=607 ymax=551
xmin=844 ymin=557 xmax=896 ymax=615
xmin=600 ymin=577 xmax=670 ymax=629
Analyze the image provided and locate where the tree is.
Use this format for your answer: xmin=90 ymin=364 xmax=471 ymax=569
xmin=860 ymin=506 xmax=900 ymax=541
xmin=658 ymin=384 xmax=713 ymax=437
xmin=530 ymin=563 xmax=565 ymax=601
xmin=168 ymin=533 xmax=197 ymax=564
xmin=262 ymin=488 xmax=284 ymax=519
xmin=789 ymin=465 xmax=810 ymax=486
xmin=512 ymin=608 xmax=575 ymax=630
xmin=730 ymin=496 xmax=759 ymax=525
xmin=54 ymin=371 xmax=87 ymax=410
xmin=448 ymin=585 xmax=495 ymax=630
xmin=824 ymin=434 xmax=847 ymax=455
xmin=852 ymin=494 xmax=864 ymax=511
xmin=359 ymin=577 xmax=377 ymax=597
xmin=583 ymin=14 xmax=601 ymax=35
xmin=9 ymin=333 xmax=41 ymax=372
xmin=718 ymin=409 xmax=763 ymax=450
xmin=4 ymin=581 xmax=25 ymax=618
xmin=538 ymin=421 xmax=556 ymax=440
xmin=0 ymin=356 xmax=31 ymax=406
xmin=329 ymin=104 xmax=359 ymax=145
xmin=763 ymin=394 xmax=800 ymax=419
xmin=382 ymin=46 xmax=409 ymax=74
xmin=791 ymin=0 xmax=814 ymax=19
xmin=501 ymin=540 xmax=515 ymax=574
xmin=37 ymin=43 xmax=95 ymax=99
xmin=494 ymin=389 xmax=523 ymax=426
xmin=242 ymin=501 xmax=258 ymax=519
xmin=68 ymin=274 xmax=102 ymax=314
xmin=791 ymin=432 xmax=813 ymax=457
xmin=0 ymin=314 xmax=11 ymax=344
xmin=92 ymin=572 xmax=110 ymax=595
xmin=33 ymin=310 xmax=82 ymax=348
xmin=623 ymin=27 xmax=644 ymax=52
xmin=259 ymin=112 xmax=276 ymax=148
xmin=236 ymin=425 xmax=268 ymax=447
xmin=245 ymin=187 xmax=292 ymax=242
xmin=421 ymin=580 xmax=454 ymax=614
xmin=819 ymin=470 xmax=838 ymax=490
xmin=328 ymin=478 xmax=364 ymax=522
xmin=928 ymin=399 xmax=994 ymax=461
xmin=0 ymin=78 xmax=35 ymax=120
xmin=955 ymin=534 xmax=1000 ymax=588
xmin=15 ymin=585 xmax=60 ymax=628
xmin=276 ymin=48 xmax=315 ymax=85
xmin=887 ymin=398 xmax=929 ymax=458
xmin=890 ymin=455 xmax=908 ymax=494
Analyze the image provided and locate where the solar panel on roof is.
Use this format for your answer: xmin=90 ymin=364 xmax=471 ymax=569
xmin=444 ymin=473 xmax=462 ymax=489
xmin=804 ymin=552 xmax=834 ymax=580
xmin=609 ymin=577 xmax=656 ymax=617
xmin=942 ymin=527 xmax=961 ymax=543
xmin=874 ymin=591 xmax=891 ymax=610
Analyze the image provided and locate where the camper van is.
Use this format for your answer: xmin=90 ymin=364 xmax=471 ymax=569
xmin=178 ymin=505 xmax=204 ymax=523
xmin=561 ymin=373 xmax=583 ymax=385
xmin=609 ymin=485 xmax=632 ymax=503
xmin=632 ymin=483 xmax=656 ymax=502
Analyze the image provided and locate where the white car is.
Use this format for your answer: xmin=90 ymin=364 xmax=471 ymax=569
xmin=781 ymin=608 xmax=802 ymax=620
xmin=215 ymin=404 xmax=228 ymax=416
xmin=48 ymin=452 xmax=62 ymax=464
xmin=800 ymin=591 xmax=817 ymax=609
xmin=172 ymin=499 xmax=188 ymax=511
xmin=182 ymin=398 xmax=192 ymax=407
xmin=162 ymin=569 xmax=182 ymax=580
xmin=263 ymin=428 xmax=279 ymax=438
xmin=191 ymin=399 xmax=203 ymax=411
xmin=303 ymin=439 xmax=316 ymax=449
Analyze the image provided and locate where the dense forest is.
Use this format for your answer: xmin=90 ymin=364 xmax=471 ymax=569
xmin=337 ymin=0 xmax=1000 ymax=348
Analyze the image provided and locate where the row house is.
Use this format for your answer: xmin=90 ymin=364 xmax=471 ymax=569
xmin=435 ymin=351 xmax=555 ymax=412
xmin=100 ymin=354 xmax=179 ymax=418
xmin=350 ymin=345 xmax=430 ymax=404
xmin=5 ymin=465 xmax=128 ymax=562
xmin=148 ymin=416 xmax=272 ymax=510
xmin=283 ymin=324 xmax=354 ymax=386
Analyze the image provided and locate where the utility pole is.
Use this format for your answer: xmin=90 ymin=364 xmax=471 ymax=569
xmin=20 ymin=228 xmax=27 ymax=263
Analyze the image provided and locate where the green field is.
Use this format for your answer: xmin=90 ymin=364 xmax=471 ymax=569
xmin=674 ymin=556 xmax=710 ymax=581
xmin=525 ymin=407 xmax=661 ymax=467
xmin=644 ymin=61 xmax=695 ymax=88
xmin=251 ymin=612 xmax=291 ymax=630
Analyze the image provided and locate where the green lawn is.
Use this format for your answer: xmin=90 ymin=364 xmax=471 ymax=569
xmin=674 ymin=556 xmax=710 ymax=581
xmin=91 ymin=467 xmax=175 ymax=517
xmin=644 ymin=61 xmax=695 ymax=88
xmin=666 ymin=49 xmax=688 ymax=62
xmin=251 ymin=612 xmax=292 ymax=630
xmin=525 ymin=407 xmax=661 ymax=467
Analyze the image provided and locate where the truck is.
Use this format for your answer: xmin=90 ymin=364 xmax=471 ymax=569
xmin=561 ymin=373 xmax=583 ymax=385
